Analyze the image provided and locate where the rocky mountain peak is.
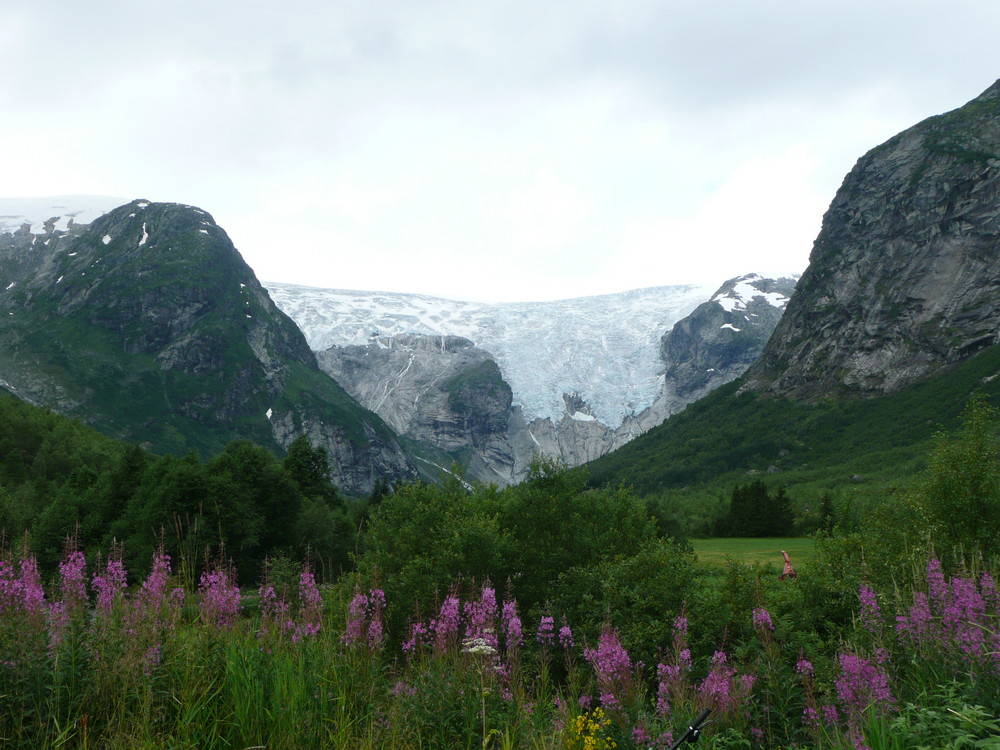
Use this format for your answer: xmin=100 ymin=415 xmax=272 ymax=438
xmin=744 ymin=79 xmax=1000 ymax=399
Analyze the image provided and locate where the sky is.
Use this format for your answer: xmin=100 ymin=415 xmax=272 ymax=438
xmin=3 ymin=1 xmax=1000 ymax=302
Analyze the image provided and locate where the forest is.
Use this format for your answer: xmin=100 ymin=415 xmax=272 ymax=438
xmin=0 ymin=390 xmax=999 ymax=747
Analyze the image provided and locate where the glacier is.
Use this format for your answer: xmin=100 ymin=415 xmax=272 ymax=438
xmin=264 ymin=282 xmax=718 ymax=427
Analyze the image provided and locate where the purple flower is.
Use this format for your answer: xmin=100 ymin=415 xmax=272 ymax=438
xmin=558 ymin=623 xmax=574 ymax=650
xmin=584 ymin=627 xmax=632 ymax=692
xmin=835 ymin=651 xmax=895 ymax=719
xmin=796 ymin=658 xmax=814 ymax=676
xmin=342 ymin=590 xmax=368 ymax=645
xmin=58 ymin=550 xmax=88 ymax=611
xmin=197 ymin=565 xmax=242 ymax=630
xmin=403 ymin=621 xmax=429 ymax=654
xmin=699 ymin=651 xmax=736 ymax=712
xmin=501 ymin=600 xmax=523 ymax=651
xmin=92 ymin=558 xmax=127 ymax=613
xmin=536 ymin=615 xmax=555 ymax=647
xmin=752 ymin=606 xmax=774 ymax=632
xmin=858 ymin=585 xmax=881 ymax=632
xmin=432 ymin=595 xmax=461 ymax=651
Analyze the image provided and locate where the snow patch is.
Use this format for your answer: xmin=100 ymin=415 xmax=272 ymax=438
xmin=0 ymin=195 xmax=127 ymax=234
xmin=713 ymin=274 xmax=791 ymax=313
xmin=720 ymin=323 xmax=741 ymax=332
xmin=4 ymin=281 xmax=15 ymax=290
xmin=570 ymin=411 xmax=596 ymax=422
xmin=101 ymin=234 xmax=112 ymax=245
xmin=266 ymin=408 xmax=273 ymax=420
xmin=138 ymin=223 xmax=149 ymax=247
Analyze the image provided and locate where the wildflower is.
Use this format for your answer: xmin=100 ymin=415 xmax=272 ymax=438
xmin=462 ymin=636 xmax=498 ymax=656
xmin=501 ymin=600 xmax=523 ymax=651
xmin=58 ymin=549 xmax=88 ymax=611
xmin=752 ymin=606 xmax=774 ymax=632
xmin=342 ymin=590 xmax=368 ymax=645
xmin=431 ymin=595 xmax=461 ymax=651
xmin=536 ymin=615 xmax=555 ymax=647
xmin=835 ymin=651 xmax=895 ymax=724
xmin=403 ymin=621 xmax=429 ymax=654
xmin=700 ymin=651 xmax=736 ymax=712
xmin=197 ymin=565 xmax=242 ymax=630
xmin=558 ymin=622 xmax=574 ymax=650
xmin=796 ymin=658 xmax=814 ymax=676
xmin=858 ymin=585 xmax=881 ymax=632
xmin=92 ymin=557 xmax=127 ymax=613
xmin=584 ymin=627 xmax=632 ymax=687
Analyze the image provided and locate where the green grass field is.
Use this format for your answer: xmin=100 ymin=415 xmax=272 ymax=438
xmin=689 ymin=537 xmax=814 ymax=570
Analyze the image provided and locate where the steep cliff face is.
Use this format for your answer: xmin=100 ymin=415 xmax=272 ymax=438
xmin=0 ymin=200 xmax=416 ymax=493
xmin=317 ymin=335 xmax=517 ymax=483
xmin=745 ymin=80 xmax=1000 ymax=399
xmin=661 ymin=274 xmax=797 ymax=407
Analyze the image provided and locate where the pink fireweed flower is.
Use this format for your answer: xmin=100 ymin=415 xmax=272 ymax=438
xmin=699 ymin=650 xmax=755 ymax=714
xmin=431 ymin=595 xmax=461 ymax=652
xmin=366 ymin=588 xmax=385 ymax=649
xmin=137 ymin=551 xmax=172 ymax=614
xmin=752 ymin=606 xmax=774 ymax=632
xmin=58 ymin=550 xmax=88 ymax=612
xmin=584 ymin=627 xmax=633 ymax=694
xmin=342 ymin=590 xmax=368 ymax=645
xmin=858 ymin=585 xmax=881 ymax=632
xmin=835 ymin=651 xmax=895 ymax=718
xmin=501 ymin=600 xmax=523 ymax=651
xmin=536 ymin=615 xmax=555 ymax=647
xmin=558 ymin=622 xmax=574 ymax=650
xmin=19 ymin=557 xmax=46 ymax=615
xmin=796 ymin=658 xmax=814 ymax=676
xmin=197 ymin=566 xmax=242 ymax=630
xmin=464 ymin=585 xmax=498 ymax=645
xmin=403 ymin=621 xmax=430 ymax=654
xmin=92 ymin=558 xmax=127 ymax=614
xmin=896 ymin=592 xmax=932 ymax=644
xmin=297 ymin=568 xmax=324 ymax=642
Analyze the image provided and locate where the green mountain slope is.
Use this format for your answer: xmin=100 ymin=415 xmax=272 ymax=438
xmin=586 ymin=337 xmax=1000 ymax=500
xmin=0 ymin=200 xmax=415 ymax=493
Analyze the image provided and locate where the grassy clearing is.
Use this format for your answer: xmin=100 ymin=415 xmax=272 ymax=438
xmin=689 ymin=537 xmax=815 ymax=569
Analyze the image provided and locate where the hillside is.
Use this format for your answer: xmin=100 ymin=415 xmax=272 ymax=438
xmin=588 ymin=79 xmax=1000 ymax=504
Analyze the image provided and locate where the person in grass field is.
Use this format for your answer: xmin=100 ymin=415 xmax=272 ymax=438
xmin=780 ymin=550 xmax=796 ymax=580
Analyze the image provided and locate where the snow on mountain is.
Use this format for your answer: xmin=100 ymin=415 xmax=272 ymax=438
xmin=0 ymin=195 xmax=127 ymax=234
xmin=264 ymin=282 xmax=718 ymax=427
xmin=713 ymin=273 xmax=792 ymax=313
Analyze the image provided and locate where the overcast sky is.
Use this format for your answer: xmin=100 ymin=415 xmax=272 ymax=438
xmin=3 ymin=1 xmax=999 ymax=302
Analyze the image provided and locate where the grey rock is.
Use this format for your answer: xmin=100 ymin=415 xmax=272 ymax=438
xmin=745 ymin=80 xmax=1000 ymax=399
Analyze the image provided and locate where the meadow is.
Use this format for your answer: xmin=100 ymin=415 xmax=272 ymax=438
xmin=2 ymin=399 xmax=1000 ymax=748
xmin=1 ymin=538 xmax=999 ymax=749
xmin=689 ymin=537 xmax=814 ymax=569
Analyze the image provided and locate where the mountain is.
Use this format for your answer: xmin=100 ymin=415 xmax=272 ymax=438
xmin=745 ymin=80 xmax=1000 ymax=399
xmin=0 ymin=199 xmax=416 ymax=493
xmin=266 ymin=275 xmax=796 ymax=483
xmin=588 ymin=78 xmax=1000 ymax=498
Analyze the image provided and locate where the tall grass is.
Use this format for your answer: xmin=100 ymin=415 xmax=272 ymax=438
xmin=0 ymin=546 xmax=997 ymax=749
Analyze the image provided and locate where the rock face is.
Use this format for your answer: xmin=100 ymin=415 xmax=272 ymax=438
xmin=317 ymin=335 xmax=517 ymax=483
xmin=660 ymin=274 xmax=798 ymax=409
xmin=0 ymin=200 xmax=416 ymax=493
xmin=745 ymin=80 xmax=1000 ymax=399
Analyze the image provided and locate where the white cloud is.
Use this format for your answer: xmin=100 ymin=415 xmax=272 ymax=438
xmin=3 ymin=1 xmax=999 ymax=301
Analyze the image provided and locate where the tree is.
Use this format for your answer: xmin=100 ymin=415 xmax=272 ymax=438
xmin=920 ymin=395 xmax=1000 ymax=559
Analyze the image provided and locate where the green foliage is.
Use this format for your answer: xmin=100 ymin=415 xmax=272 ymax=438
xmin=586 ymin=342 xmax=1000 ymax=504
xmin=716 ymin=479 xmax=795 ymax=537
xmin=920 ymin=395 xmax=1000 ymax=559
